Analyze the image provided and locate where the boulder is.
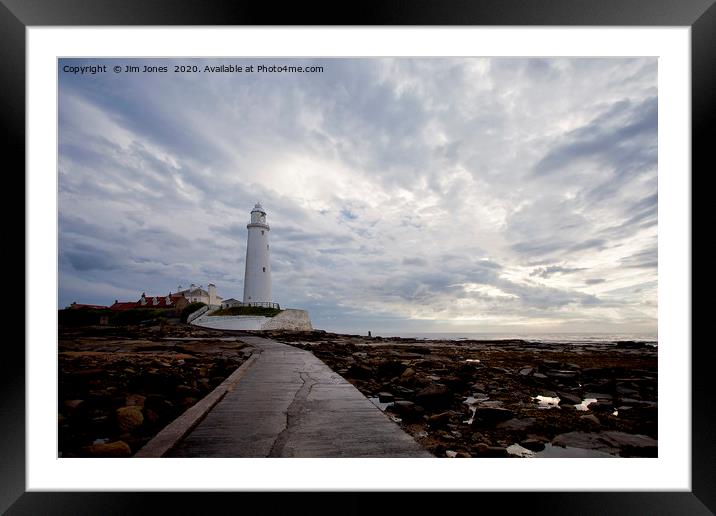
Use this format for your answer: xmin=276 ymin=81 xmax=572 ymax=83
xmin=520 ymin=438 xmax=546 ymax=452
xmin=473 ymin=407 xmax=514 ymax=425
xmin=473 ymin=444 xmax=509 ymax=457
xmin=557 ymin=392 xmax=582 ymax=405
xmin=427 ymin=411 xmax=453 ymax=428
xmin=125 ymin=394 xmax=146 ymax=408
xmin=400 ymin=367 xmax=416 ymax=380
xmin=580 ymin=414 xmax=600 ymax=425
xmin=88 ymin=440 xmax=132 ymax=458
xmin=496 ymin=417 xmax=536 ymax=431
xmin=347 ymin=364 xmax=372 ymax=379
xmin=116 ymin=406 xmax=144 ymax=433
xmin=415 ymin=384 xmax=451 ymax=408
xmin=377 ymin=392 xmax=394 ymax=403
xmin=588 ymin=400 xmax=615 ymax=413
xmin=377 ymin=360 xmax=408 ymax=378
xmin=552 ymin=431 xmax=656 ymax=457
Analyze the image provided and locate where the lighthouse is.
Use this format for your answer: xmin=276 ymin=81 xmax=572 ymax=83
xmin=243 ymin=203 xmax=272 ymax=304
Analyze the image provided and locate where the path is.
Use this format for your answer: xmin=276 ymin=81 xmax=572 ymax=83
xmin=167 ymin=336 xmax=432 ymax=457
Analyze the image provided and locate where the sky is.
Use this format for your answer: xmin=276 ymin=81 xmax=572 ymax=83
xmin=58 ymin=57 xmax=657 ymax=335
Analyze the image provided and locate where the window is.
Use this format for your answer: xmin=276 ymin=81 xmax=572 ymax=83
xmin=267 ymin=244 xmax=269 ymax=250
xmin=263 ymin=267 xmax=266 ymax=272
xmin=261 ymin=230 xmax=264 ymax=235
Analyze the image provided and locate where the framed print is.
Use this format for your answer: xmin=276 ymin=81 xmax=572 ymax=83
xmin=4 ymin=0 xmax=712 ymax=513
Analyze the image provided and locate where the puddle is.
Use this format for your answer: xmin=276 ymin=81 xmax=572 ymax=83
xmin=612 ymin=410 xmax=619 ymax=416
xmin=535 ymin=443 xmax=617 ymax=458
xmin=533 ymin=395 xmax=560 ymax=409
xmin=446 ymin=450 xmax=458 ymax=458
xmin=368 ymin=397 xmax=393 ymax=412
xmin=465 ymin=359 xmax=481 ymax=363
xmin=574 ymin=398 xmax=598 ymax=411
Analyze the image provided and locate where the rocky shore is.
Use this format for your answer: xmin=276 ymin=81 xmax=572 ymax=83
xmin=266 ymin=330 xmax=658 ymax=458
xmin=58 ymin=323 xmax=252 ymax=457
xmin=59 ymin=322 xmax=657 ymax=459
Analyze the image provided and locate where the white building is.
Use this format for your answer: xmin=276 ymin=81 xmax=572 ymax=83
xmin=174 ymin=283 xmax=222 ymax=307
xmin=243 ymin=203 xmax=272 ymax=304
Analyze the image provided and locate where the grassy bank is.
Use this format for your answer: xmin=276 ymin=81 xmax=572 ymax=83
xmin=209 ymin=306 xmax=281 ymax=317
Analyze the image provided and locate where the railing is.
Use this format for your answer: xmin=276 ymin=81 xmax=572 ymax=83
xmin=186 ymin=305 xmax=209 ymax=323
xmin=223 ymin=301 xmax=280 ymax=309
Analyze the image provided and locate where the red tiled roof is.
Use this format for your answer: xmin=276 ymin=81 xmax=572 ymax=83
xmin=110 ymin=302 xmax=139 ymax=311
xmin=138 ymin=295 xmax=178 ymax=308
xmin=69 ymin=303 xmax=109 ymax=310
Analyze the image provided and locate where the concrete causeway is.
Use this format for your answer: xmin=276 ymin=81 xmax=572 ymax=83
xmin=166 ymin=336 xmax=432 ymax=457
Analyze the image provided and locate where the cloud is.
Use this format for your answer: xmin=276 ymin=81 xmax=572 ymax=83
xmin=57 ymin=57 xmax=657 ymax=333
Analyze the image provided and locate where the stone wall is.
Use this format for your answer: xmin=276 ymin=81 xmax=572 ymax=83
xmin=261 ymin=309 xmax=312 ymax=331
xmin=190 ymin=308 xmax=312 ymax=331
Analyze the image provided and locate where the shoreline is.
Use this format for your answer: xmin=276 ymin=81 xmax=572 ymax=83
xmin=59 ymin=325 xmax=658 ymax=458
xmin=266 ymin=329 xmax=658 ymax=458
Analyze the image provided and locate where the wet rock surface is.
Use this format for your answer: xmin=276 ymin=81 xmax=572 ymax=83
xmin=269 ymin=330 xmax=658 ymax=458
xmin=59 ymin=323 xmax=252 ymax=457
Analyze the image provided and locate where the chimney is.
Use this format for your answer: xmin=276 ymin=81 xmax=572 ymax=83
xmin=208 ymin=283 xmax=217 ymax=305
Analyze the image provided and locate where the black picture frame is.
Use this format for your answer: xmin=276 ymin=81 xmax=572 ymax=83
xmin=3 ymin=1 xmax=710 ymax=514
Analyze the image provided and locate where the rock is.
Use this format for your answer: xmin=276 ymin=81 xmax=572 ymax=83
xmin=538 ymin=390 xmax=558 ymax=398
xmin=602 ymin=432 xmax=658 ymax=456
xmin=584 ymin=392 xmax=612 ymax=400
xmin=520 ymin=438 xmax=546 ymax=452
xmin=496 ymin=417 xmax=536 ymax=431
xmin=197 ymin=378 xmax=211 ymax=391
xmin=63 ymin=399 xmax=85 ymax=413
xmin=427 ymin=411 xmax=453 ymax=428
xmin=415 ymin=384 xmax=451 ymax=408
xmin=472 ymin=383 xmax=487 ymax=393
xmin=519 ymin=367 xmax=533 ymax=376
xmin=540 ymin=359 xmax=559 ymax=369
xmin=473 ymin=407 xmax=514 ymax=425
xmin=580 ymin=414 xmax=600 ymax=425
xmin=552 ymin=431 xmax=657 ymax=457
xmin=474 ymin=444 xmax=509 ymax=457
xmin=145 ymin=408 xmax=161 ymax=424
xmin=388 ymin=400 xmax=415 ymax=415
xmin=442 ymin=375 xmax=468 ymax=390
xmin=588 ymin=400 xmax=615 ymax=413
xmin=88 ymin=440 xmax=132 ymax=457
xmin=377 ymin=392 xmax=394 ymax=403
xmin=545 ymin=370 xmax=578 ymax=380
xmin=400 ymin=367 xmax=416 ymax=380
xmin=116 ymin=406 xmax=144 ymax=432
xmin=533 ymin=373 xmax=547 ymax=379
xmin=125 ymin=394 xmax=146 ymax=408
xmin=347 ymin=364 xmax=372 ymax=378
xmin=557 ymin=392 xmax=582 ymax=405
xmin=377 ymin=360 xmax=407 ymax=378
xmin=393 ymin=385 xmax=415 ymax=396
xmin=388 ymin=400 xmax=423 ymax=421
xmin=176 ymin=385 xmax=200 ymax=397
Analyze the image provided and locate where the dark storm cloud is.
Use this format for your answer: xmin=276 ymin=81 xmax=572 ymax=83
xmin=534 ymin=97 xmax=657 ymax=206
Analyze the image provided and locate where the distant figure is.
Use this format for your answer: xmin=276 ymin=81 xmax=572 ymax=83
xmin=368 ymin=331 xmax=372 ymax=338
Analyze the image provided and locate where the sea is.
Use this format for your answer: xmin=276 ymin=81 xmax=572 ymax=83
xmin=340 ymin=332 xmax=658 ymax=345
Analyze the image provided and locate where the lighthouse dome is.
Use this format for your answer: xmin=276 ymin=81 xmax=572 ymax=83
xmin=252 ymin=202 xmax=265 ymax=213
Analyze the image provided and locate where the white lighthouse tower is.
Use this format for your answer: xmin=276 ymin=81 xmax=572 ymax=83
xmin=243 ymin=203 xmax=272 ymax=304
